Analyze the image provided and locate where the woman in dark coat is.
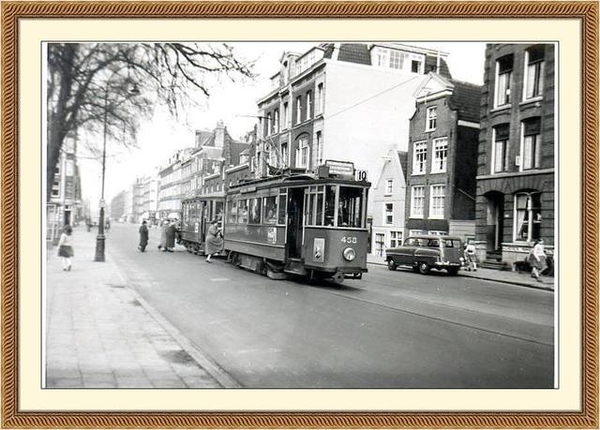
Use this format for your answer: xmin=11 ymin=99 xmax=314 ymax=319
xmin=205 ymin=219 xmax=223 ymax=262
xmin=165 ymin=221 xmax=177 ymax=252
xmin=138 ymin=220 xmax=149 ymax=252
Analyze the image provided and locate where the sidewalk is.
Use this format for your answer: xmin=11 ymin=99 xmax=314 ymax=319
xmin=367 ymin=254 xmax=555 ymax=292
xmin=45 ymin=226 xmax=238 ymax=389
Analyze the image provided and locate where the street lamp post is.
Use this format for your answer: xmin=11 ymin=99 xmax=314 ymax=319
xmin=94 ymin=88 xmax=110 ymax=262
xmin=94 ymin=73 xmax=138 ymax=262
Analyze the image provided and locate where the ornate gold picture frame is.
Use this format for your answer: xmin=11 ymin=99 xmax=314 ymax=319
xmin=2 ymin=1 xmax=598 ymax=428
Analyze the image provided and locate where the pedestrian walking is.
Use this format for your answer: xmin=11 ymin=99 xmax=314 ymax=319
xmin=464 ymin=240 xmax=477 ymax=271
xmin=528 ymin=239 xmax=547 ymax=282
xmin=57 ymin=224 xmax=74 ymax=271
xmin=158 ymin=220 xmax=168 ymax=251
xmin=138 ymin=220 xmax=149 ymax=252
xmin=205 ymin=219 xmax=223 ymax=263
xmin=165 ymin=220 xmax=177 ymax=252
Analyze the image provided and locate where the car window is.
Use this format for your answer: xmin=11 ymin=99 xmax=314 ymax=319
xmin=427 ymin=239 xmax=439 ymax=247
xmin=443 ymin=239 xmax=457 ymax=248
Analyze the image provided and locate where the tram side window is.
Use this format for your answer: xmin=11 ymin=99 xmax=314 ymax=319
xmin=306 ymin=186 xmax=325 ymax=226
xmin=263 ymin=196 xmax=277 ymax=224
xmin=325 ymin=186 xmax=336 ymax=226
xmin=249 ymin=198 xmax=262 ymax=224
xmin=277 ymin=193 xmax=287 ymax=225
xmin=228 ymin=200 xmax=238 ymax=224
xmin=237 ymin=199 xmax=248 ymax=224
xmin=215 ymin=201 xmax=224 ymax=221
xmin=338 ymin=187 xmax=364 ymax=228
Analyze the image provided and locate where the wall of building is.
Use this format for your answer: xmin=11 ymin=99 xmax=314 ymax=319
xmin=323 ymin=60 xmax=427 ymax=190
xmin=476 ymin=44 xmax=555 ymax=265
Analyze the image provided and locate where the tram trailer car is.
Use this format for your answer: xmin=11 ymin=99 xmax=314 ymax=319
xmin=180 ymin=194 xmax=226 ymax=256
xmin=223 ymin=163 xmax=370 ymax=283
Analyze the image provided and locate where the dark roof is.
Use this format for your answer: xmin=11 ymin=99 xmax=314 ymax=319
xmin=336 ymin=43 xmax=372 ymax=65
xmin=397 ymin=151 xmax=408 ymax=181
xmin=449 ymin=80 xmax=482 ymax=123
xmin=424 ymin=57 xmax=452 ymax=80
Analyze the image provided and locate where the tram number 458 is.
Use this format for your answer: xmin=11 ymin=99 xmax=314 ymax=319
xmin=341 ymin=236 xmax=358 ymax=244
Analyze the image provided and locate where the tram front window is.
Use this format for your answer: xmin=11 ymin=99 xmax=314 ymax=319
xmin=325 ymin=186 xmax=336 ymax=226
xmin=338 ymin=186 xmax=364 ymax=228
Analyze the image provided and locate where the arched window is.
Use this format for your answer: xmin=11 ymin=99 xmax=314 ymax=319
xmin=295 ymin=136 xmax=310 ymax=169
xmin=514 ymin=192 xmax=542 ymax=242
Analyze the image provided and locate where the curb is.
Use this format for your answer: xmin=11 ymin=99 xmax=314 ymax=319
xmin=367 ymin=261 xmax=554 ymax=292
xmin=110 ymin=249 xmax=242 ymax=389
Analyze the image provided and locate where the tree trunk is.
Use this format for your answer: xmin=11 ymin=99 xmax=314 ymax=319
xmin=46 ymin=44 xmax=76 ymax=202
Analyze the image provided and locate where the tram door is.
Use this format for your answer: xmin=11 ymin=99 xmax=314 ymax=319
xmin=287 ymin=188 xmax=305 ymax=259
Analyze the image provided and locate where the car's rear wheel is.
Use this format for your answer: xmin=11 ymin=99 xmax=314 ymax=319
xmin=418 ymin=262 xmax=430 ymax=275
xmin=387 ymin=259 xmax=397 ymax=271
xmin=447 ymin=267 xmax=459 ymax=276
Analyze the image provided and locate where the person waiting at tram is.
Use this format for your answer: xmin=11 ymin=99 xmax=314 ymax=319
xmin=205 ymin=218 xmax=224 ymax=263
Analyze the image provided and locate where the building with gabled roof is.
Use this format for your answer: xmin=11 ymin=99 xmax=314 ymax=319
xmin=371 ymin=149 xmax=409 ymax=257
xmin=404 ymin=72 xmax=481 ymax=240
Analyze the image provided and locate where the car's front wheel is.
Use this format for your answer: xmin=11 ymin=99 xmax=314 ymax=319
xmin=387 ymin=259 xmax=397 ymax=271
xmin=418 ymin=262 xmax=431 ymax=275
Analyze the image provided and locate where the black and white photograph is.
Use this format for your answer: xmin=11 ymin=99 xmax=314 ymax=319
xmin=44 ymin=40 xmax=557 ymax=390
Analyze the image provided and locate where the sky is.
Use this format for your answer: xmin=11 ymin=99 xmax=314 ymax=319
xmin=78 ymin=42 xmax=486 ymax=209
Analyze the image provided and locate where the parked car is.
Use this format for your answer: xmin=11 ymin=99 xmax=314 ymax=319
xmin=385 ymin=235 xmax=464 ymax=275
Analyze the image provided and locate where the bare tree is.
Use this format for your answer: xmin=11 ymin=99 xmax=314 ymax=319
xmin=46 ymin=42 xmax=254 ymax=201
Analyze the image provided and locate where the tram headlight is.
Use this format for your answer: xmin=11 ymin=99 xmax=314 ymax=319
xmin=343 ymin=247 xmax=356 ymax=261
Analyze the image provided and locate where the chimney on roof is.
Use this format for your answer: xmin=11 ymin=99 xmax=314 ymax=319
xmin=215 ymin=120 xmax=225 ymax=148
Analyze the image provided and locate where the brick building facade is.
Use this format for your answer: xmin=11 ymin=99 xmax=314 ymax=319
xmin=475 ymin=44 xmax=555 ymax=267
xmin=405 ymin=73 xmax=481 ymax=239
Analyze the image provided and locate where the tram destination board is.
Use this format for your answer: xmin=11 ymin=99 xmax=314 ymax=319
xmin=323 ymin=160 xmax=355 ymax=179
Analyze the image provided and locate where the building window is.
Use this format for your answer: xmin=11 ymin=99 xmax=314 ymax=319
xmin=514 ymin=192 xmax=542 ymax=242
xmin=521 ymin=117 xmax=541 ymax=170
xmin=295 ymin=136 xmax=309 ymax=168
xmin=492 ymin=123 xmax=510 ymax=173
xmin=316 ymin=83 xmax=324 ymax=116
xmin=432 ymin=138 xmax=448 ymax=173
xmin=306 ymin=91 xmax=312 ymax=120
xmin=385 ymin=179 xmax=393 ymax=195
xmin=410 ymin=186 xmax=425 ymax=218
xmin=376 ymin=48 xmax=389 ymax=67
xmin=389 ymin=50 xmax=404 ymax=69
xmin=413 ymin=141 xmax=427 ymax=174
xmin=296 ymin=96 xmax=302 ymax=124
xmin=281 ymin=142 xmax=288 ymax=167
xmin=426 ymin=107 xmax=437 ymax=131
xmin=429 ymin=185 xmax=445 ymax=219
xmin=495 ymin=54 xmax=513 ymax=108
xmin=389 ymin=231 xmax=403 ymax=248
xmin=274 ymin=109 xmax=280 ymax=133
xmin=266 ymin=113 xmax=272 ymax=136
xmin=384 ymin=203 xmax=394 ymax=225
xmin=375 ymin=233 xmax=385 ymax=256
xmin=283 ymin=102 xmax=289 ymax=129
xmin=524 ymin=45 xmax=545 ymax=100
xmin=315 ymin=131 xmax=323 ymax=166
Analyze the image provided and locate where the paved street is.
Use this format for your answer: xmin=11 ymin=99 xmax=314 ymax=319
xmin=46 ymin=223 xmax=555 ymax=389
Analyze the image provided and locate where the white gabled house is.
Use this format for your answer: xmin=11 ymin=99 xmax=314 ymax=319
xmin=370 ymin=149 xmax=408 ymax=258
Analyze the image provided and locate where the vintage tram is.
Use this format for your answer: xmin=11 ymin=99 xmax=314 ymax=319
xmin=179 ymin=193 xmax=226 ymax=256
xmin=223 ymin=161 xmax=370 ymax=283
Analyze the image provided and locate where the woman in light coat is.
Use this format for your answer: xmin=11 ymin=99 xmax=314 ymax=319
xmin=528 ymin=239 xmax=547 ymax=282
xmin=57 ymin=224 xmax=74 ymax=271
